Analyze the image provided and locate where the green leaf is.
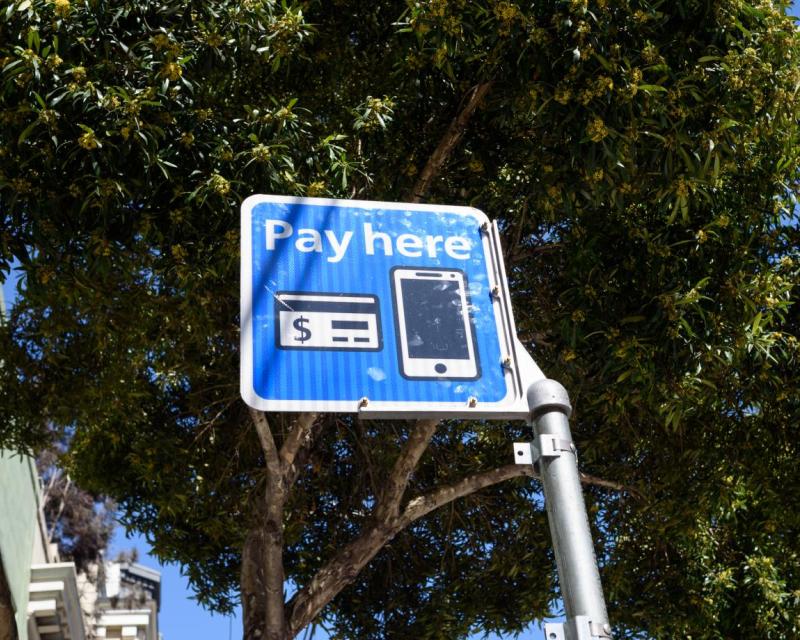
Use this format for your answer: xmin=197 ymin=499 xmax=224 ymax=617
xmin=17 ymin=120 xmax=38 ymax=144
xmin=32 ymin=91 xmax=46 ymax=109
xmin=638 ymin=84 xmax=668 ymax=92
xmin=751 ymin=312 xmax=762 ymax=334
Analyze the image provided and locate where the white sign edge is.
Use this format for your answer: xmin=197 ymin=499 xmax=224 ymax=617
xmin=240 ymin=194 xmax=525 ymax=415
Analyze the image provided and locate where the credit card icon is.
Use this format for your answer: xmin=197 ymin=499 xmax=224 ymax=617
xmin=275 ymin=292 xmax=383 ymax=351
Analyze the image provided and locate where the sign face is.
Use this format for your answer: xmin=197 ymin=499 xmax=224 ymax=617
xmin=241 ymin=195 xmax=529 ymax=418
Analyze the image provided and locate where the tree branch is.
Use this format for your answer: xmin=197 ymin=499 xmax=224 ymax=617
xmin=286 ymin=459 xmax=638 ymax=637
xmin=401 ymin=464 xmax=536 ymax=525
xmin=580 ymin=471 xmax=643 ymax=500
xmin=410 ymin=81 xmax=493 ymax=203
xmin=287 ymin=522 xmax=400 ymax=637
xmin=46 ymin=474 xmax=71 ymax=544
xmin=401 ymin=465 xmax=644 ymax=526
xmin=374 ymin=419 xmax=439 ymax=521
xmin=248 ymin=408 xmax=288 ymax=640
xmin=250 ymin=408 xmax=282 ymax=481
xmin=279 ymin=412 xmax=319 ymax=488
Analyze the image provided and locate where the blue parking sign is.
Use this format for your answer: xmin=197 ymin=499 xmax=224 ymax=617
xmin=241 ymin=195 xmax=529 ymax=418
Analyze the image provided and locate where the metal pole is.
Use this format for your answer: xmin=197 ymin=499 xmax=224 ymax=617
xmin=528 ymin=379 xmax=612 ymax=640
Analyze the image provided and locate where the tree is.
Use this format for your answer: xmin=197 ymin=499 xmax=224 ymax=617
xmin=1 ymin=1 xmax=799 ymax=639
xmin=37 ymin=445 xmax=116 ymax=575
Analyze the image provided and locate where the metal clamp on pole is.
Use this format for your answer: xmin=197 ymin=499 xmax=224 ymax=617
xmin=544 ymin=618 xmax=613 ymax=640
xmin=538 ymin=435 xmax=575 ymax=459
xmin=525 ymin=379 xmax=613 ymax=640
xmin=513 ymin=436 xmax=574 ymax=467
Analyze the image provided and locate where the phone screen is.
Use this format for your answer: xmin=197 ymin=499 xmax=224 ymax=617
xmin=401 ymin=278 xmax=470 ymax=360
xmin=391 ymin=268 xmax=480 ymax=380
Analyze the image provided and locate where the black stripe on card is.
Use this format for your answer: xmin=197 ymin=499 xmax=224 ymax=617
xmin=331 ymin=320 xmax=369 ymax=330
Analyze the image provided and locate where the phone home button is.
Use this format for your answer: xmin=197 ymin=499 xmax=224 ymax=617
xmin=434 ymin=363 xmax=447 ymax=374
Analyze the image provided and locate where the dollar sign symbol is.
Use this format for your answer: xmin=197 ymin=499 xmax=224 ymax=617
xmin=293 ymin=315 xmax=311 ymax=343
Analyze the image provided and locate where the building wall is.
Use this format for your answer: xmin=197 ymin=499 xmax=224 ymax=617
xmin=0 ymin=452 xmax=40 ymax=640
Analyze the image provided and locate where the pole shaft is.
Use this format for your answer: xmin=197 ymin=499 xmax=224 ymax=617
xmin=528 ymin=379 xmax=610 ymax=636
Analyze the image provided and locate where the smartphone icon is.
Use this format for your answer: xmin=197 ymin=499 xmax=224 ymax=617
xmin=391 ymin=267 xmax=480 ymax=380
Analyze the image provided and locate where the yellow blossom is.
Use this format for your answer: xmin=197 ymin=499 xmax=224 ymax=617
xmin=251 ymin=144 xmax=271 ymax=162
xmin=595 ymin=76 xmax=614 ymax=93
xmin=102 ymin=95 xmax=120 ymax=110
xmin=494 ymin=1 xmax=521 ymax=27
xmin=642 ymin=42 xmax=659 ymax=64
xmin=78 ymin=129 xmax=100 ymax=150
xmin=98 ymin=179 xmax=117 ymax=197
xmin=589 ymin=168 xmax=604 ymax=183
xmin=10 ymin=178 xmax=33 ymax=194
xmin=171 ymin=244 xmax=187 ymax=262
xmin=38 ymin=109 xmax=57 ymax=126
xmin=306 ymin=181 xmax=326 ymax=197
xmin=427 ymin=0 xmax=447 ymax=18
xmin=586 ymin=116 xmax=609 ymax=142
xmin=71 ymin=66 xmax=87 ymax=83
xmin=205 ymin=32 xmax=224 ymax=48
xmin=46 ymin=54 xmax=63 ymax=70
xmin=152 ymin=34 xmax=171 ymax=50
xmin=411 ymin=18 xmax=431 ymax=35
xmin=160 ymin=62 xmax=182 ymax=81
xmin=53 ymin=0 xmax=71 ymax=18
xmin=554 ymin=84 xmax=572 ymax=105
xmin=208 ymin=173 xmax=230 ymax=196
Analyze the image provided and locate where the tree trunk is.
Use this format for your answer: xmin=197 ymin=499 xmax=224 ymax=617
xmin=262 ymin=505 xmax=288 ymax=640
xmin=241 ymin=524 xmax=290 ymax=640
xmin=241 ymin=528 xmax=269 ymax=640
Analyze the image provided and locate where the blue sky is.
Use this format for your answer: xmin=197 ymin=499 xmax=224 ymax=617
xmin=109 ymin=531 xmax=239 ymax=640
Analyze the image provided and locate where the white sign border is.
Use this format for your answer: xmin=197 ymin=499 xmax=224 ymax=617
xmin=241 ymin=194 xmax=526 ymax=418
